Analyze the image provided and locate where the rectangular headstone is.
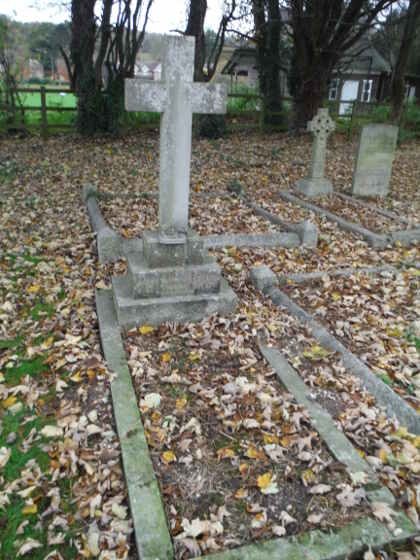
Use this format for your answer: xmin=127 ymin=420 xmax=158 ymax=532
xmin=352 ymin=124 xmax=398 ymax=197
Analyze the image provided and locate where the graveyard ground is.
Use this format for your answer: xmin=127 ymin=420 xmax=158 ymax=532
xmin=0 ymin=128 xmax=419 ymax=559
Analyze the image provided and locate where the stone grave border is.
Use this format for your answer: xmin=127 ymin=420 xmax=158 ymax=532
xmin=249 ymin=265 xmax=420 ymax=435
xmin=82 ymin=184 xmax=305 ymax=264
xmin=96 ymin=288 xmax=418 ymax=560
xmin=277 ymin=264 xmax=398 ymax=285
xmin=277 ymin=191 xmax=420 ymax=248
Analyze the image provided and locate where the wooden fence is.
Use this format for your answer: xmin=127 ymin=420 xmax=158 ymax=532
xmin=1 ymin=86 xmax=400 ymax=136
xmin=2 ymin=86 xmax=75 ymax=137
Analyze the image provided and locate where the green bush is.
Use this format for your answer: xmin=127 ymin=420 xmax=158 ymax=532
xmin=195 ymin=114 xmax=227 ymax=139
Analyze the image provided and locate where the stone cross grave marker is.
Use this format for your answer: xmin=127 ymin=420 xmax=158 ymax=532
xmin=112 ymin=35 xmax=237 ymax=328
xmin=352 ymin=124 xmax=398 ymax=197
xmin=126 ymin=35 xmax=226 ymax=243
xmin=297 ymin=108 xmax=335 ymax=197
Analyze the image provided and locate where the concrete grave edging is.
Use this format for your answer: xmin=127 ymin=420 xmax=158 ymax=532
xmin=243 ymin=199 xmax=318 ymax=248
xmin=96 ymin=289 xmax=173 ymax=560
xmin=83 ymin=183 xmax=123 ymax=263
xmin=249 ymin=265 xmax=420 ymax=435
xmin=202 ymin=232 xmax=301 ymax=249
xmin=96 ymin=285 xmax=418 ymax=560
xmin=336 ymin=193 xmax=412 ymax=225
xmin=277 ymin=191 xmax=388 ymax=248
xmin=278 ymin=264 xmax=398 ymax=285
xmin=257 ymin=342 xmax=396 ymax=503
xmin=278 ymin=191 xmax=420 ymax=248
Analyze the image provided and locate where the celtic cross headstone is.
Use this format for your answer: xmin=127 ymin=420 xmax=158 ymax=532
xmin=297 ymin=108 xmax=335 ymax=197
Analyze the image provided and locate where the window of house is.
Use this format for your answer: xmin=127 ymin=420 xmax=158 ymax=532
xmin=328 ymin=79 xmax=339 ymax=100
xmin=362 ymin=79 xmax=373 ymax=102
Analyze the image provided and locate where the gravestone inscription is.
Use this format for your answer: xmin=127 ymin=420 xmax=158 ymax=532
xmin=296 ymin=108 xmax=335 ymax=197
xmin=352 ymin=124 xmax=398 ymax=197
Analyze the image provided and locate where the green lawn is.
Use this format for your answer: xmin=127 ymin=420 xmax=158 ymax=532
xmin=8 ymin=90 xmax=77 ymax=128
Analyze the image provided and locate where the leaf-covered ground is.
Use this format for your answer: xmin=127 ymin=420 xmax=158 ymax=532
xmin=1 ymin=129 xmax=419 ymax=559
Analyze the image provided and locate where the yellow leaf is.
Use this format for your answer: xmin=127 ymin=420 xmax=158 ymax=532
xmin=161 ymin=352 xmax=172 ymax=363
xmin=378 ymin=449 xmax=388 ymax=464
xmin=176 ymin=398 xmax=187 ymax=410
xmin=188 ymin=351 xmax=200 ymax=362
xmin=27 ymin=284 xmax=40 ymax=294
xmin=139 ymin=325 xmax=155 ymax=335
xmin=331 ymin=292 xmax=341 ymax=301
xmin=22 ymin=504 xmax=37 ymax=515
xmin=386 ymin=327 xmax=404 ymax=338
xmin=263 ymin=434 xmax=279 ymax=445
xmin=239 ymin=463 xmax=249 ymax=476
xmin=217 ymin=447 xmax=235 ymax=461
xmin=162 ymin=451 xmax=176 ymax=464
xmin=303 ymin=345 xmax=330 ymax=360
xmin=87 ymin=369 xmax=96 ymax=380
xmin=2 ymin=396 xmax=17 ymax=409
xmin=247 ymin=446 xmax=265 ymax=460
xmin=257 ymin=472 xmax=272 ymax=490
xmin=234 ymin=487 xmax=248 ymax=499
xmin=41 ymin=337 xmax=54 ymax=349
xmin=301 ymin=469 xmax=316 ymax=486
xmin=70 ymin=371 xmax=83 ymax=383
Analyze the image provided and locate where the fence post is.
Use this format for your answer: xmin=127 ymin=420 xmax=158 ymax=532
xmin=40 ymin=86 xmax=48 ymax=139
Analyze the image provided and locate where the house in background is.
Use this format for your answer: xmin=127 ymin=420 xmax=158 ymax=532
xmin=135 ymin=60 xmax=162 ymax=81
xmin=222 ymin=39 xmax=419 ymax=114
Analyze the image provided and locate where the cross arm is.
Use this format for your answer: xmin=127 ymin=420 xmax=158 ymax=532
xmin=125 ymin=79 xmax=168 ymax=112
xmin=188 ymin=83 xmax=228 ymax=115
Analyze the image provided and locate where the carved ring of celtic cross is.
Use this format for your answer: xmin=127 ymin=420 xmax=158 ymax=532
xmin=310 ymin=114 xmax=334 ymax=138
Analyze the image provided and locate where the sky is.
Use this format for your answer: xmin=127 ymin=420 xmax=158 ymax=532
xmin=0 ymin=0 xmax=225 ymax=33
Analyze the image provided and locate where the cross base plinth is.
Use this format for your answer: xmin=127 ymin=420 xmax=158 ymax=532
xmin=143 ymin=230 xmax=205 ymax=268
xmin=111 ymin=229 xmax=237 ymax=328
xmin=296 ymin=177 xmax=333 ymax=197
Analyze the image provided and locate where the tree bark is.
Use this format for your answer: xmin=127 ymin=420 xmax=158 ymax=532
xmin=252 ymin=0 xmax=284 ymax=127
xmin=390 ymin=0 xmax=420 ymax=124
xmin=71 ymin=0 xmax=106 ymax=134
xmin=185 ymin=0 xmax=207 ymax=82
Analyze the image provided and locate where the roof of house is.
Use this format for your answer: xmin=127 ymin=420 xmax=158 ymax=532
xmin=221 ymin=47 xmax=257 ymax=75
xmin=221 ymin=38 xmax=392 ymax=77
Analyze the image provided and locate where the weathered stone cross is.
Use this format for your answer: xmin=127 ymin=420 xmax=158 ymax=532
xmin=125 ymin=36 xmax=227 ymax=243
xmin=307 ymin=108 xmax=335 ymax=180
xmin=297 ymin=107 xmax=335 ymax=196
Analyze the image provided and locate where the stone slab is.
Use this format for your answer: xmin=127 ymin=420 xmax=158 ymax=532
xmin=389 ymin=228 xmax=420 ymax=246
xmin=202 ymin=232 xmax=300 ymax=249
xmin=278 ymin=191 xmax=388 ymax=248
xmin=249 ymin=266 xmax=420 ymax=434
xmin=352 ymin=124 xmax=398 ymax=197
xmin=296 ymin=177 xmax=333 ymax=197
xmin=113 ymin=274 xmax=237 ymax=328
xmin=127 ymin=251 xmax=221 ymax=298
xmin=95 ymin=289 xmax=173 ymax=560
xmin=246 ymin=201 xmax=318 ymax=248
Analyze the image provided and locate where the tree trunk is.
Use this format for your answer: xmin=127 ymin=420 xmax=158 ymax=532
xmin=185 ymin=0 xmax=207 ymax=82
xmin=252 ymin=0 xmax=284 ymax=127
xmin=293 ymin=68 xmax=330 ymax=130
xmin=390 ymin=0 xmax=420 ymax=124
xmin=71 ymin=0 xmax=106 ymax=134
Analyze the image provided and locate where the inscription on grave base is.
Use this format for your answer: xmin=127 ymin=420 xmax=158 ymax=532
xmin=352 ymin=124 xmax=398 ymax=197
